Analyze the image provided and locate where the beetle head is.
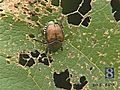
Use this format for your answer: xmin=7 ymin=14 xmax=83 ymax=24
xmin=47 ymin=40 xmax=62 ymax=52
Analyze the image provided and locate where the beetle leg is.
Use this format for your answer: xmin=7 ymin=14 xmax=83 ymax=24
xmin=45 ymin=47 xmax=52 ymax=54
xmin=42 ymin=26 xmax=47 ymax=35
xmin=42 ymin=40 xmax=47 ymax=44
xmin=60 ymin=24 xmax=63 ymax=29
xmin=32 ymin=38 xmax=43 ymax=43
xmin=45 ymin=47 xmax=49 ymax=54
xmin=49 ymin=50 xmax=52 ymax=54
xmin=61 ymin=46 xmax=63 ymax=51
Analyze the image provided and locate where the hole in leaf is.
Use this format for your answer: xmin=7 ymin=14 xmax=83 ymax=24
xmin=28 ymin=34 xmax=35 ymax=38
xmin=81 ymin=16 xmax=91 ymax=27
xmin=73 ymin=81 xmax=88 ymax=90
xmin=6 ymin=55 xmax=12 ymax=58
xmin=67 ymin=12 xmax=83 ymax=25
xmin=41 ymin=1 xmax=46 ymax=6
xmin=43 ymin=58 xmax=49 ymax=66
xmin=38 ymin=53 xmax=53 ymax=66
xmin=80 ymin=76 xmax=86 ymax=83
xmin=0 ymin=9 xmax=3 ymax=11
xmin=53 ymin=69 xmax=72 ymax=90
xmin=114 ymin=11 xmax=120 ymax=21
xmin=26 ymin=58 xmax=35 ymax=67
xmin=31 ymin=15 xmax=39 ymax=21
xmin=6 ymin=60 xmax=10 ymax=64
xmin=61 ymin=0 xmax=82 ymax=14
xmin=14 ymin=2 xmax=21 ymax=8
xmin=21 ymin=53 xmax=30 ymax=59
xmin=90 ymin=67 xmax=93 ymax=70
xmin=46 ymin=8 xmax=52 ymax=13
xmin=78 ymin=0 xmax=92 ymax=15
xmin=45 ymin=0 xmax=48 ymax=2
xmin=0 ymin=13 xmax=5 ymax=17
xmin=31 ymin=50 xmax=40 ymax=58
xmin=48 ymin=56 xmax=53 ymax=63
xmin=0 ymin=0 xmax=4 ymax=3
xmin=51 ymin=0 xmax=59 ymax=6
xmin=19 ymin=53 xmax=35 ymax=67
xmin=19 ymin=53 xmax=28 ymax=66
xmin=110 ymin=0 xmax=120 ymax=21
xmin=41 ymin=53 xmax=47 ymax=58
xmin=38 ymin=57 xmax=49 ymax=66
xmin=111 ymin=0 xmax=120 ymax=13
xmin=73 ymin=76 xmax=88 ymax=90
xmin=35 ymin=8 xmax=39 ymax=12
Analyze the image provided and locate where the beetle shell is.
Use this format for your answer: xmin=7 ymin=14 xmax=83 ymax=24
xmin=45 ymin=21 xmax=64 ymax=52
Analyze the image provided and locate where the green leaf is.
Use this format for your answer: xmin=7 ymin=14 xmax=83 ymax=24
xmin=0 ymin=0 xmax=120 ymax=90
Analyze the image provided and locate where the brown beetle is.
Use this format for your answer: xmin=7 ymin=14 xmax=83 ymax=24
xmin=44 ymin=21 xmax=64 ymax=53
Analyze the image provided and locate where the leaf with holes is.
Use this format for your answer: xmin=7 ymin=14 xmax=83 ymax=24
xmin=0 ymin=0 xmax=120 ymax=90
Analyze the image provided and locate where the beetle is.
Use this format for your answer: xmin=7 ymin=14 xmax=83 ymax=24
xmin=44 ymin=21 xmax=64 ymax=53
